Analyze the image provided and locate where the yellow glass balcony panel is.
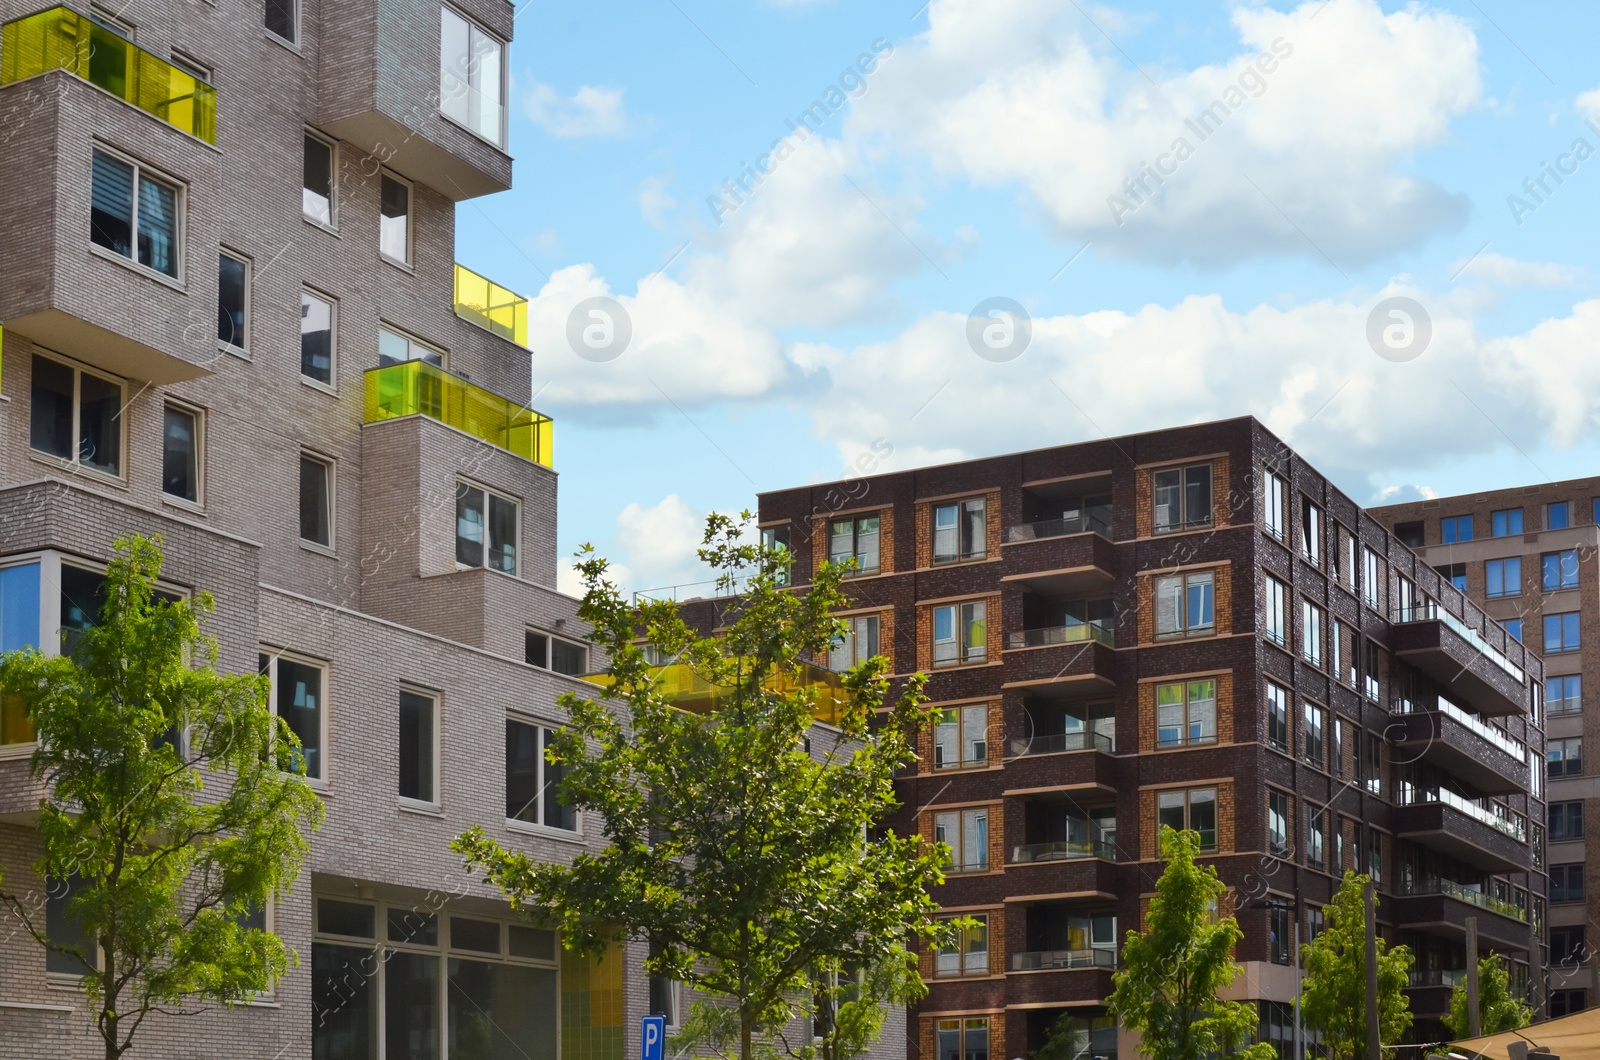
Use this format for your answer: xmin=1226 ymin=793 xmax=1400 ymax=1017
xmin=454 ymin=263 xmax=529 ymax=346
xmin=585 ymin=659 xmax=850 ymax=727
xmin=1 ymin=7 xmax=217 ymax=143
xmin=364 ymin=360 xmax=553 ymax=468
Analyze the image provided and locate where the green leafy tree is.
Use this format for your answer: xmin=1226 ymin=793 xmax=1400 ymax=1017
xmin=453 ymin=513 xmax=951 ymax=1060
xmin=1299 ymin=872 xmax=1414 ymax=1060
xmin=1106 ymin=826 xmax=1273 ymax=1060
xmin=0 ymin=535 xmax=324 ymax=1060
xmin=1442 ymin=951 xmax=1532 ymax=1038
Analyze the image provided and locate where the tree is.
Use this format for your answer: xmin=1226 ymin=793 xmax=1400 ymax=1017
xmin=1299 ymin=872 xmax=1414 ymax=1060
xmin=1106 ymin=826 xmax=1274 ymax=1060
xmin=1442 ymin=951 xmax=1532 ymax=1038
xmin=0 ymin=535 xmax=324 ymax=1060
xmin=453 ymin=513 xmax=951 ymax=1060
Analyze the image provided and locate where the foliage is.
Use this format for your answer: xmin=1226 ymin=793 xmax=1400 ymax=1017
xmin=1442 ymin=951 xmax=1532 ymax=1038
xmin=1106 ymin=826 xmax=1274 ymax=1060
xmin=1299 ymin=872 xmax=1414 ymax=1060
xmin=453 ymin=513 xmax=951 ymax=1060
xmin=0 ymin=535 xmax=324 ymax=1060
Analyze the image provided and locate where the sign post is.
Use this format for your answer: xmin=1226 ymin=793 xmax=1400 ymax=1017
xmin=642 ymin=1014 xmax=666 ymax=1060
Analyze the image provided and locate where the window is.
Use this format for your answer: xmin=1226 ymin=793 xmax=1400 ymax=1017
xmin=1551 ymin=864 xmax=1585 ymax=903
xmin=1155 ymin=679 xmax=1217 ymax=748
xmin=265 ymin=0 xmax=296 ymax=41
xmin=299 ymin=289 xmax=335 ymax=385
xmin=302 ymin=133 xmax=334 ymax=224
xmin=935 ymin=914 xmax=989 ymax=977
xmin=0 ymin=561 xmax=42 ymax=744
xmin=1333 ymin=718 xmax=1350 ymax=779
xmin=398 ymin=689 xmax=437 ymax=806
xmin=1154 ymin=570 xmax=1215 ymax=639
xmin=1545 ymin=612 xmax=1581 ymax=654
xmin=1263 ymin=575 xmax=1287 ymax=646
xmin=1549 ymin=738 xmax=1583 ymax=778
xmin=524 ymin=631 xmax=586 ymax=676
xmin=261 ymin=652 xmax=326 ymax=781
xmin=1542 ymin=807 xmax=1580 ymax=845
xmin=1486 ymin=557 xmax=1521 ymax=598
xmin=1301 ymin=600 xmax=1323 ymax=666
xmin=1266 ymin=682 xmax=1289 ymax=752
xmin=506 ymin=719 xmax=576 ymax=831
xmin=1262 ymin=470 xmax=1288 ymax=541
xmin=1440 ymin=515 xmax=1474 ymax=543
xmin=761 ymin=524 xmax=792 ymax=586
xmin=933 ymin=808 xmax=988 ymax=872
xmin=29 ymin=353 xmax=123 ymax=476
xmin=298 ymin=454 xmax=333 ymax=548
xmin=1552 ymin=927 xmax=1587 ymax=967
xmin=456 ymin=481 xmax=518 ymax=574
xmin=1361 ymin=547 xmax=1382 ymax=607
xmin=649 ymin=943 xmax=679 ymax=1027
xmin=1306 ymin=806 xmax=1325 ymax=868
xmin=217 ymin=251 xmax=249 ymax=351
xmin=932 ymin=602 xmax=986 ymax=666
xmin=378 ymin=327 xmax=444 ymax=368
xmin=1543 ymin=550 xmax=1580 ymax=591
xmin=1268 ymin=789 xmax=1289 ymax=857
xmin=1302 ymin=703 xmax=1325 ymax=769
xmin=1551 ymin=990 xmax=1587 ymax=1019
xmin=380 ymin=173 xmax=412 ymax=264
xmin=1395 ymin=520 xmax=1424 ymax=548
xmin=1506 ymin=618 xmax=1523 ymax=642
xmin=935 ymin=1018 xmax=989 ymax=1060
xmin=161 ymin=403 xmax=202 ymax=504
xmin=46 ymin=875 xmax=97 ymax=975
xmin=1301 ymin=498 xmax=1323 ymax=565
xmin=1157 ymin=787 xmax=1217 ymax=850
xmin=1396 ymin=574 xmax=1416 ymax=617
xmin=1492 ymin=508 xmax=1523 ymax=537
xmin=90 ymin=148 xmax=179 ymax=278
xmin=933 ymin=497 xmax=986 ymax=563
xmin=1547 ymin=501 xmax=1571 ymax=530
xmin=829 ymin=515 xmax=880 ymax=574
xmin=1363 ymin=640 xmax=1382 ymax=701
xmin=1367 ymin=828 xmax=1383 ymax=885
xmin=1549 ymin=676 xmax=1583 ymax=716
xmin=1363 ymin=731 xmax=1382 ymax=796
xmin=1153 ymin=463 xmax=1212 ymax=532
xmin=440 ymin=7 xmax=505 ymax=144
xmin=1269 ymin=905 xmax=1292 ymax=965
xmin=1435 ymin=562 xmax=1467 ymax=592
xmin=1333 ymin=523 xmax=1357 ymax=590
xmin=829 ymin=614 xmax=880 ymax=671
xmin=933 ymin=704 xmax=987 ymax=770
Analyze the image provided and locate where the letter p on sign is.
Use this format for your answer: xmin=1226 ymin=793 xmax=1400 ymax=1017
xmin=642 ymin=1015 xmax=666 ymax=1060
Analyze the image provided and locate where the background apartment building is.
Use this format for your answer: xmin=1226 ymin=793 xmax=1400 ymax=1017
xmin=1375 ymin=478 xmax=1600 ymax=1023
xmin=0 ymin=0 xmax=642 ymax=1055
xmin=752 ymin=417 xmax=1546 ymax=1059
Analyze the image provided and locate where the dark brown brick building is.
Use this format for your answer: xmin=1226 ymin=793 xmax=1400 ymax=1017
xmin=749 ymin=416 xmax=1546 ymax=1058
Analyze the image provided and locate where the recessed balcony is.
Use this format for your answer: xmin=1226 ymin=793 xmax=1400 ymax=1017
xmin=1 ymin=7 xmax=216 ymax=142
xmin=455 ymin=264 xmax=527 ymax=345
xmin=364 ymin=361 xmax=552 ymax=469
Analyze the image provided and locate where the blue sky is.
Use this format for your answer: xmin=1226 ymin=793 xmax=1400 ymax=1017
xmin=454 ymin=0 xmax=1600 ymax=595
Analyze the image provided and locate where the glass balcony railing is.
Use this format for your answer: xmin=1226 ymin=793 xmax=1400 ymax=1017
xmin=1398 ymin=785 xmax=1527 ymax=842
xmin=584 ymin=659 xmax=849 ymax=727
xmin=1010 ymin=838 xmax=1117 ymax=864
xmin=1392 ymin=694 xmax=1527 ymax=760
xmin=1408 ymin=968 xmax=1468 ymax=989
xmin=1005 ymin=512 xmax=1113 ymax=543
xmin=1 ymin=7 xmax=216 ymax=142
xmin=1006 ymin=623 xmax=1114 ymax=650
xmin=1392 ymin=600 xmax=1525 ymax=683
xmin=1400 ymin=879 xmax=1528 ymax=923
xmin=454 ymin=264 xmax=528 ymax=345
xmin=1011 ymin=948 xmax=1116 ymax=972
xmin=364 ymin=361 xmax=552 ymax=468
xmin=1006 ymin=730 xmax=1115 ymax=757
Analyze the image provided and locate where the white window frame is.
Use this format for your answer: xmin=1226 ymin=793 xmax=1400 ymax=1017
xmin=301 ymin=130 xmax=337 ymax=228
xmin=377 ymin=324 xmax=445 ymax=369
xmin=160 ymin=399 xmax=205 ymax=508
xmin=298 ymin=450 xmax=336 ymax=554
xmin=299 ymin=287 xmax=338 ymax=391
xmin=379 ymin=170 xmax=414 ymax=266
xmin=439 ymin=5 xmax=508 ymax=148
xmin=27 ymin=350 xmax=128 ymax=481
xmin=217 ymin=248 xmax=251 ymax=355
xmin=265 ymin=0 xmax=300 ymax=45
xmin=397 ymin=684 xmax=441 ymax=812
xmin=88 ymin=6 xmax=134 ymax=38
xmin=504 ymin=713 xmax=581 ymax=839
xmin=454 ymin=477 xmax=520 ymax=576
xmin=89 ymin=144 xmax=185 ymax=283
xmin=261 ymin=648 xmax=330 ymax=788
xmin=168 ymin=50 xmax=211 ymax=83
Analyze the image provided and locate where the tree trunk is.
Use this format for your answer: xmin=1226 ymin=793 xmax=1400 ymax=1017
xmin=740 ymin=1009 xmax=754 ymax=1060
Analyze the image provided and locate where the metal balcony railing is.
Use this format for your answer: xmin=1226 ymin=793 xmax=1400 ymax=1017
xmin=1006 ymin=623 xmax=1114 ymax=650
xmin=1 ymin=7 xmax=216 ymax=142
xmin=1400 ymin=879 xmax=1528 ymax=922
xmin=1011 ymin=838 xmax=1117 ymax=864
xmin=1004 ymin=512 xmax=1112 ymax=543
xmin=1011 ymin=948 xmax=1116 ymax=971
xmin=1006 ymin=730 xmax=1115 ymax=757
xmin=363 ymin=361 xmax=553 ymax=468
xmin=454 ymin=263 xmax=528 ymax=345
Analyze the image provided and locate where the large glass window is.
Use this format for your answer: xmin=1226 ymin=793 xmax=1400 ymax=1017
xmin=265 ymin=0 xmax=297 ymax=42
xmin=1301 ymin=497 xmax=1323 ymax=565
xmin=161 ymin=404 xmax=201 ymax=504
xmin=1545 ymin=612 xmax=1581 ymax=654
xmin=262 ymin=653 xmax=326 ymax=781
xmin=1301 ymin=599 xmax=1323 ymax=666
xmin=1551 ymin=864 xmax=1585 ymax=903
xmin=46 ymin=875 xmax=96 ymax=975
xmin=1262 ymin=575 xmax=1287 ymax=646
xmin=398 ymin=689 xmax=437 ymax=806
xmin=933 ymin=704 xmax=987 ymax=770
xmin=1266 ymin=682 xmax=1289 ymax=752
xmin=1543 ymin=550 xmax=1580 ymax=591
xmin=300 ymin=289 xmax=335 ymax=385
xmin=828 ymin=614 xmax=880 ymax=672
xmin=524 ymin=632 xmax=587 ymax=676
xmin=933 ymin=497 xmax=986 ymax=563
xmin=378 ymin=327 xmax=445 ymax=368
xmin=1154 ymin=570 xmax=1214 ymax=639
xmin=380 ymin=174 xmax=412 ymax=264
xmin=932 ymin=602 xmax=986 ymax=666
xmin=935 ymin=914 xmax=988 ymax=977
xmin=1486 ymin=557 xmax=1521 ymax=598
xmin=1306 ymin=805 xmax=1325 ymax=868
xmin=933 ymin=808 xmax=988 ymax=873
xmin=1157 ymin=787 xmax=1218 ymax=850
xmin=1361 ymin=547 xmax=1383 ymax=607
xmin=760 ymin=524 xmax=792 ymax=586
xmin=828 ymin=515 xmax=880 ymax=574
xmin=1549 ymin=738 xmax=1583 ymax=779
xmin=299 ymin=454 xmax=333 ymax=548
xmin=440 ymin=8 xmax=505 ymax=145
xmin=1261 ymin=469 xmax=1288 ymax=541
xmin=1440 ymin=515 xmax=1473 ymax=543
xmin=1547 ymin=502 xmax=1572 ymax=530
xmin=455 ymin=482 xmax=518 ymax=574
xmin=1156 ymin=679 xmax=1216 ymax=748
xmin=0 ymin=564 xmax=43 ymax=749
xmin=1153 ymin=463 xmax=1212 ymax=532
xmin=303 ymin=133 xmax=334 ymax=224
xmin=218 ymin=251 xmax=249 ymax=351
xmin=1550 ymin=801 xmax=1584 ymax=841
xmin=1492 ymin=508 xmax=1523 ymax=537
xmin=91 ymin=148 xmax=179 ymax=277
xmin=1268 ymin=790 xmax=1289 ymax=857
xmin=29 ymin=353 xmax=123 ymax=476
xmin=506 ymin=719 xmax=576 ymax=831
xmin=1549 ymin=676 xmax=1583 ymax=717
xmin=936 ymin=1018 xmax=989 ymax=1060
xmin=1302 ymin=702 xmax=1326 ymax=769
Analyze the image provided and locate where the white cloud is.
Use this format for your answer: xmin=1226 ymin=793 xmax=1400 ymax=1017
xmin=1576 ymin=82 xmax=1600 ymax=123
xmin=638 ymin=176 xmax=677 ymax=229
xmin=1373 ymin=484 xmax=1440 ymax=505
xmin=523 ymin=83 xmax=630 ymax=138
xmin=557 ymin=495 xmax=720 ymax=598
xmin=1450 ymin=252 xmax=1580 ymax=287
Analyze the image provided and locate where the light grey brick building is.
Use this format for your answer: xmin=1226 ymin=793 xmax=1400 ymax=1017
xmin=0 ymin=0 xmax=646 ymax=1054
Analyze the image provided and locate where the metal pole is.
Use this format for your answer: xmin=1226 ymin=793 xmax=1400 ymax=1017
xmin=1465 ymin=916 xmax=1481 ymax=1038
xmin=1292 ymin=917 xmax=1303 ymax=1060
xmin=1365 ymin=879 xmax=1380 ymax=1060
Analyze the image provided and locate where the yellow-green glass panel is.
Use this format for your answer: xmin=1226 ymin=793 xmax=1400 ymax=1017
xmin=0 ymin=693 xmax=33 ymax=746
xmin=1 ymin=7 xmax=216 ymax=142
xmin=454 ymin=263 xmax=529 ymax=346
xmin=561 ymin=942 xmax=624 ymax=1060
xmin=363 ymin=360 xmax=553 ymax=468
xmin=584 ymin=659 xmax=849 ymax=725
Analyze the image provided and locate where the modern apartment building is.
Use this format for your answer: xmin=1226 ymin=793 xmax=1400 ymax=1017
xmin=751 ymin=416 xmax=1546 ymax=1058
xmin=0 ymin=1 xmax=640 ymax=1056
xmin=1375 ymin=477 xmax=1600 ymax=1024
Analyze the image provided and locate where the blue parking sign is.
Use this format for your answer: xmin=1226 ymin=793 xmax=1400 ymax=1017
xmin=642 ymin=1015 xmax=666 ymax=1060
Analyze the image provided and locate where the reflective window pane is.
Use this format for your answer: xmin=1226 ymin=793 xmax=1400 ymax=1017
xmin=381 ymin=175 xmax=410 ymax=262
xmin=28 ymin=354 xmax=74 ymax=460
xmin=303 ymin=135 xmax=333 ymax=224
xmin=90 ymin=149 xmax=134 ymax=257
xmin=398 ymin=690 xmax=435 ymax=803
xmin=300 ymin=456 xmax=332 ymax=546
xmin=77 ymin=371 xmax=122 ymax=475
xmin=276 ymin=658 xmax=324 ymax=779
xmin=162 ymin=405 xmax=199 ymax=501
xmin=300 ymin=291 xmax=334 ymax=384
xmin=218 ymin=253 xmax=248 ymax=349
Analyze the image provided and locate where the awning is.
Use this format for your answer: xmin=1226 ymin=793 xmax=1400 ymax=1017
xmin=1449 ymin=1007 xmax=1600 ymax=1058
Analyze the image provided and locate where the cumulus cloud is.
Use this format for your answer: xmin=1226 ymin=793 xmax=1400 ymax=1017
xmin=523 ymin=83 xmax=630 ymax=138
xmin=1450 ymin=252 xmax=1580 ymax=287
xmin=638 ymin=176 xmax=678 ymax=229
xmin=555 ymin=495 xmax=727 ymax=598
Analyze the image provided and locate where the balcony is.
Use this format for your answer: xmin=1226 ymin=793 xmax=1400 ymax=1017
xmin=1390 ymin=603 xmax=1530 ymax=716
xmin=2 ymin=8 xmax=216 ymax=142
xmin=364 ymin=361 xmax=552 ymax=468
xmin=1002 ymin=627 xmax=1116 ymax=699
xmin=1388 ymin=701 xmax=1530 ymax=796
xmin=455 ymin=264 xmax=528 ymax=345
xmin=1011 ymin=838 xmax=1117 ymax=865
xmin=1011 ymin=948 xmax=1116 ymax=972
xmin=583 ymin=659 xmax=849 ymax=727
xmin=1007 ymin=624 xmax=1113 ymax=651
xmin=1393 ymin=880 xmax=1531 ymax=951
xmin=1007 ymin=730 xmax=1114 ymax=758
xmin=1002 ymin=519 xmax=1116 ymax=596
xmin=1393 ymin=791 xmax=1528 ymax=875
xmin=1004 ymin=949 xmax=1116 ymax=1006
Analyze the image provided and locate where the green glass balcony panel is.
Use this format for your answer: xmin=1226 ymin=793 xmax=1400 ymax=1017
xmin=454 ymin=263 xmax=528 ymax=345
xmin=1 ymin=7 xmax=216 ymax=142
xmin=364 ymin=361 xmax=553 ymax=468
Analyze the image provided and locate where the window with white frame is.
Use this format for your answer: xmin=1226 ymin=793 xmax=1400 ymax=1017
xmin=30 ymin=352 xmax=124 ymax=476
xmin=1153 ymin=463 xmax=1213 ymax=533
xmin=932 ymin=601 xmax=986 ymax=666
xmin=380 ymin=173 xmax=412 ymax=264
xmin=161 ymin=402 xmax=202 ymax=504
xmin=649 ymin=942 xmax=680 ymax=1027
xmin=378 ymin=326 xmax=444 ymax=368
xmin=260 ymin=651 xmax=327 ymax=782
xmin=265 ymin=0 xmax=297 ymax=42
xmin=302 ymin=133 xmax=334 ymax=224
xmin=1156 ymin=678 xmax=1217 ymax=748
xmin=90 ymin=147 xmax=180 ymax=278
xmin=933 ymin=807 xmax=988 ymax=872
xmin=933 ymin=704 xmax=987 ymax=770
xmin=829 ymin=614 xmax=880 ymax=671
xmin=440 ymin=7 xmax=505 ymax=145
xmin=505 ymin=718 xmax=576 ymax=831
xmin=524 ymin=630 xmax=587 ymax=676
xmin=218 ymin=251 xmax=249 ymax=352
xmin=300 ymin=289 xmax=336 ymax=386
xmin=46 ymin=874 xmax=97 ymax=975
xmin=933 ymin=497 xmax=986 ymax=563
xmin=398 ymin=688 xmax=438 ymax=806
xmin=1262 ymin=469 xmax=1288 ymax=541
xmin=299 ymin=453 xmax=333 ymax=549
xmin=1263 ymin=575 xmax=1288 ymax=646
xmin=456 ymin=480 xmax=518 ymax=574
xmin=1153 ymin=569 xmax=1215 ymax=639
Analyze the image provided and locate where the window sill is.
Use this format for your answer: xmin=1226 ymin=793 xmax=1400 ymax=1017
xmin=301 ymin=375 xmax=339 ymax=397
xmin=381 ymin=254 xmax=415 ymax=274
xmin=161 ymin=494 xmax=206 ymax=517
xmin=265 ymin=29 xmax=302 ymax=55
xmin=399 ymin=800 xmax=444 ymax=818
xmin=300 ymin=540 xmax=337 ymax=559
xmin=0 ymin=741 xmax=37 ymax=761
xmin=217 ymin=340 xmax=250 ymax=361
xmin=28 ymin=450 xmax=128 ymax=490
xmin=89 ymin=243 xmax=185 ymax=292
xmin=505 ymin=818 xmax=585 ymax=845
